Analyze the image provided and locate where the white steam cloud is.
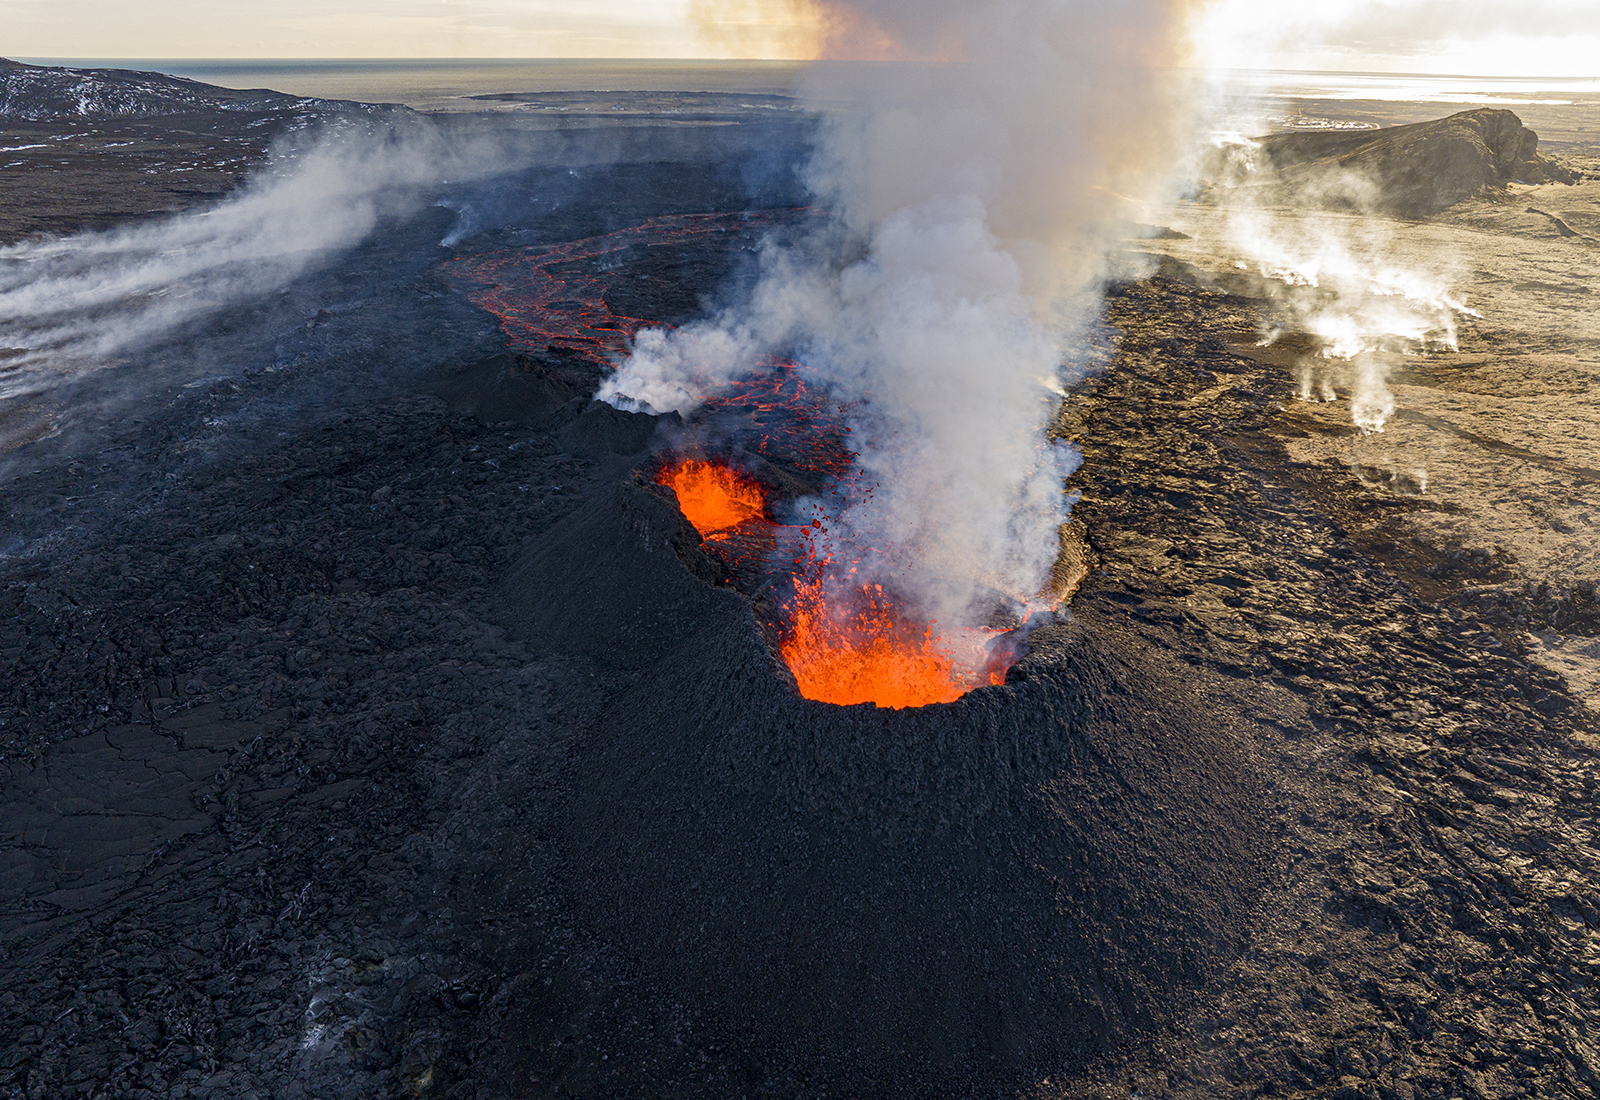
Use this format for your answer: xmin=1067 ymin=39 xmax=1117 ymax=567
xmin=1211 ymin=162 xmax=1479 ymax=434
xmin=602 ymin=0 xmax=1203 ymax=624
xmin=0 ymin=119 xmax=518 ymax=401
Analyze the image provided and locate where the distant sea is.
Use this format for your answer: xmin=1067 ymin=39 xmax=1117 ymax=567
xmin=1244 ymin=70 xmax=1600 ymax=107
xmin=13 ymin=58 xmax=816 ymax=112
xmin=15 ymin=58 xmax=1600 ymax=149
xmin=18 ymin=58 xmax=1599 ymax=109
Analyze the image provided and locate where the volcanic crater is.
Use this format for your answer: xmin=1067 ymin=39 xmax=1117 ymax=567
xmin=493 ymin=403 xmax=1272 ymax=1094
xmin=453 ymin=217 xmax=1275 ymax=1087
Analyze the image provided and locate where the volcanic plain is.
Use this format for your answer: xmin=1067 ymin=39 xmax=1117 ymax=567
xmin=2 ymin=63 xmax=1599 ymax=1100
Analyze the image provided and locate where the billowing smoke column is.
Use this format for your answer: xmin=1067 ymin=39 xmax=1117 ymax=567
xmin=0 ymin=119 xmax=517 ymax=402
xmin=602 ymin=0 xmax=1202 ymax=632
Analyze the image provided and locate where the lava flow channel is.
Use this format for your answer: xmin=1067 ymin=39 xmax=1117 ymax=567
xmin=657 ymin=455 xmax=1007 ymax=709
xmin=447 ymin=211 xmax=806 ymax=367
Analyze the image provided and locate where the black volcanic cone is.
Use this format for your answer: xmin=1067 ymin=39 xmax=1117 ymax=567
xmin=498 ymin=473 xmax=1272 ymax=1093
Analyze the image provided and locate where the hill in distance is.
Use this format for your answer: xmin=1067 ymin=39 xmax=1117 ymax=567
xmin=1205 ymin=107 xmax=1578 ymax=218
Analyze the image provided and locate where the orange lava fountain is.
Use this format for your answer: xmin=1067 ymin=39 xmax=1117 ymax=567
xmin=658 ymin=456 xmax=1007 ymax=709
xmin=657 ymin=459 xmax=766 ymax=538
xmin=780 ymin=579 xmax=1003 ymax=709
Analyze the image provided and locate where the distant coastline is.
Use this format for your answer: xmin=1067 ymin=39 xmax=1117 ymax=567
xmin=12 ymin=58 xmax=1600 ymax=113
xmin=8 ymin=58 xmax=1597 ymax=151
xmin=6 ymin=58 xmax=816 ymax=111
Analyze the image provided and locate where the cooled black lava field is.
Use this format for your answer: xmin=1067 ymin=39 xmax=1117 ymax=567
xmin=4 ymin=92 xmax=1600 ymax=1100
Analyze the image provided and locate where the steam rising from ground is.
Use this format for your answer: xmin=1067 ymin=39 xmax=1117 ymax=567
xmin=603 ymin=0 xmax=1202 ymax=625
xmin=0 ymin=119 xmax=518 ymax=402
xmin=1204 ymin=140 xmax=1480 ymax=434
xmin=1238 ymin=207 xmax=1477 ymax=433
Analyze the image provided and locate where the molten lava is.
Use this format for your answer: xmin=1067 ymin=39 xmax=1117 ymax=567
xmin=657 ymin=459 xmax=766 ymax=538
xmin=448 ymin=211 xmax=810 ymax=366
xmin=656 ymin=455 xmax=1004 ymax=709
xmin=780 ymin=578 xmax=1005 ymax=710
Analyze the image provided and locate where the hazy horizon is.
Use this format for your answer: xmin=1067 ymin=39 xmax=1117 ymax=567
xmin=6 ymin=0 xmax=1600 ymax=77
xmin=12 ymin=57 xmax=1600 ymax=82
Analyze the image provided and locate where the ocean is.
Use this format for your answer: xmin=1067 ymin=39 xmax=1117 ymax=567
xmin=14 ymin=58 xmax=816 ymax=112
xmin=15 ymin=57 xmax=1600 ymax=151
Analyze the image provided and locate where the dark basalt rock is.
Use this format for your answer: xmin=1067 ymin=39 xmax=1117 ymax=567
xmin=0 ymin=59 xmax=411 ymax=244
xmin=495 ymin=476 xmax=1273 ymax=1094
xmin=432 ymin=351 xmax=596 ymax=426
xmin=6 ymin=91 xmax=1598 ymax=1097
xmin=497 ymin=478 xmax=736 ymax=668
xmin=1205 ymin=108 xmax=1577 ymax=217
xmin=557 ymin=399 xmax=674 ymax=459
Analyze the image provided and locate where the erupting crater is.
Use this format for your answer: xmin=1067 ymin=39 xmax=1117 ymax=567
xmin=657 ymin=453 xmax=1011 ymax=709
xmin=779 ymin=577 xmax=1005 ymax=708
xmin=655 ymin=457 xmax=765 ymax=537
xmin=487 ymin=217 xmax=1272 ymax=1090
xmin=459 ymin=215 xmax=1032 ymax=710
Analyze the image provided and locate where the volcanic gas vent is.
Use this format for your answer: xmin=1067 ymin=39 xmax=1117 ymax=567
xmin=654 ymin=453 xmax=1012 ymax=709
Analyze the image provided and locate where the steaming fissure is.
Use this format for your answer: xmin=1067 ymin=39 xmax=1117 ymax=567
xmin=601 ymin=0 xmax=1204 ymax=710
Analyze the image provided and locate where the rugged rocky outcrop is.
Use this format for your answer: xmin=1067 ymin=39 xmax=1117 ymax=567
xmin=0 ymin=57 xmax=390 ymax=121
xmin=1206 ymin=108 xmax=1577 ymax=217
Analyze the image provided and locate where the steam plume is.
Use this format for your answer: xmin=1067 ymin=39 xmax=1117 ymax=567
xmin=1206 ymin=153 xmax=1478 ymax=434
xmin=0 ymin=118 xmax=519 ymax=402
xmin=603 ymin=0 xmax=1203 ymax=624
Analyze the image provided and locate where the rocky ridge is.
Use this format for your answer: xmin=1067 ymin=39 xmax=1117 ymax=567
xmin=0 ymin=58 xmax=394 ymax=122
xmin=0 ymin=60 xmax=409 ymax=244
xmin=1206 ymin=109 xmax=1577 ymax=217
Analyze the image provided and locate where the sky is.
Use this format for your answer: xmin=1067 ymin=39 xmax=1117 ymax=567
xmin=4 ymin=0 xmax=1600 ymax=77
xmin=1196 ymin=0 xmax=1600 ymax=78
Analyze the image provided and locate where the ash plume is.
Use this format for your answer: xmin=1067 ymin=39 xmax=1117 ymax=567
xmin=0 ymin=118 xmax=522 ymax=402
xmin=602 ymin=0 xmax=1205 ymax=625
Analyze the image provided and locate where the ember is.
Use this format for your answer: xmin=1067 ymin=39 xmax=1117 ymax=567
xmin=656 ymin=458 xmax=765 ymax=538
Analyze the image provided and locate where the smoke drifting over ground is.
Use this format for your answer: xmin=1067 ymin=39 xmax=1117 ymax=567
xmin=1189 ymin=110 xmax=1565 ymax=433
xmin=1221 ymin=196 xmax=1475 ymax=432
xmin=0 ymin=119 xmax=529 ymax=402
xmin=603 ymin=0 xmax=1202 ymax=625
